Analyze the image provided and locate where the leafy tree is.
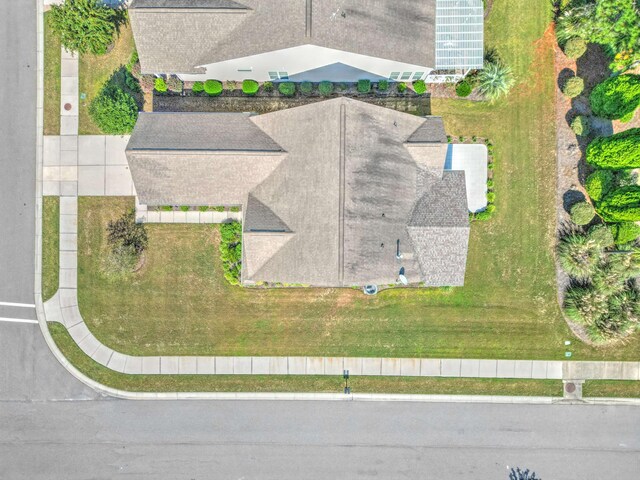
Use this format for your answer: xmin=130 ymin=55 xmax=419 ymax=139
xmin=589 ymin=74 xmax=640 ymax=120
xmin=478 ymin=61 xmax=515 ymax=102
xmin=88 ymin=84 xmax=138 ymax=134
xmin=107 ymin=209 xmax=148 ymax=254
xmin=556 ymin=0 xmax=640 ymax=71
xmin=48 ymin=0 xmax=119 ymax=55
xmin=597 ymin=185 xmax=640 ymax=222
xmin=585 ymin=169 xmax=614 ymax=201
xmin=587 ymin=128 xmax=640 ymax=168
xmin=614 ymin=221 xmax=640 ymax=245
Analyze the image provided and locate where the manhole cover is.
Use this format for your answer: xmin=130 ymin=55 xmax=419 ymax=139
xmin=64 ymin=103 xmax=72 ymax=111
xmin=565 ymin=382 xmax=576 ymax=393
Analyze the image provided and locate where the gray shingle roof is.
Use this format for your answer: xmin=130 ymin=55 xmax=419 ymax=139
xmin=129 ymin=0 xmax=437 ymax=74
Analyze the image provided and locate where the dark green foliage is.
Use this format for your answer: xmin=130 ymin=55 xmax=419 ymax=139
xmin=204 ymin=80 xmax=223 ymax=96
xmin=413 ymin=80 xmax=427 ymax=95
xmin=299 ymin=81 xmax=314 ymax=94
xmin=570 ymin=201 xmax=595 ymax=225
xmin=563 ymin=37 xmax=587 ymax=59
xmin=154 ymin=77 xmax=167 ymax=93
xmin=219 ymin=221 xmax=242 ymax=285
xmin=562 ymin=76 xmax=584 ymax=98
xmin=88 ymin=84 xmax=138 ymax=135
xmin=615 ymin=222 xmax=640 ymax=245
xmin=192 ymin=81 xmax=204 ymax=93
xmin=585 ymin=170 xmax=614 ymax=201
xmin=456 ymin=80 xmax=472 ymax=97
xmin=357 ymin=79 xmax=371 ymax=93
xmin=107 ymin=209 xmax=148 ymax=255
xmin=48 ymin=0 xmax=119 ymax=55
xmin=262 ymin=81 xmax=274 ymax=92
xmin=570 ymin=115 xmax=590 ymax=136
xmin=586 ymin=128 xmax=640 ymax=169
xmin=597 ymin=186 xmax=640 ymax=222
xmin=278 ymin=82 xmax=296 ymax=97
xmin=124 ymin=71 xmax=141 ymax=93
xmin=588 ymin=224 xmax=615 ymax=247
xmin=378 ymin=80 xmax=389 ymax=92
xmin=166 ymin=75 xmax=183 ymax=93
xmin=319 ymin=81 xmax=333 ymax=96
xmin=242 ymin=79 xmax=259 ymax=96
xmin=397 ymin=82 xmax=407 ymax=93
xmin=589 ymin=75 xmax=640 ymax=120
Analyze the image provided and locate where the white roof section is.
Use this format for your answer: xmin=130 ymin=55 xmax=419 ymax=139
xmin=435 ymin=0 xmax=484 ymax=70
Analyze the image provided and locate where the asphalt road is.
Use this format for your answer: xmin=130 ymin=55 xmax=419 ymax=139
xmin=0 ymin=0 xmax=37 ymax=319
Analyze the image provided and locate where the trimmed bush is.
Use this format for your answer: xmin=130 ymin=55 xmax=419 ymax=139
xmin=299 ymin=81 xmax=314 ymax=94
xmin=154 ymin=77 xmax=167 ymax=93
xmin=48 ymin=0 xmax=119 ymax=55
xmin=456 ymin=80 xmax=472 ymax=97
xmin=570 ymin=201 xmax=595 ymax=225
xmin=88 ymin=84 xmax=138 ymax=135
xmin=562 ymin=76 xmax=584 ymax=98
xmin=378 ymin=80 xmax=389 ymax=92
xmin=570 ymin=115 xmax=590 ymax=136
xmin=586 ymin=128 xmax=640 ymax=169
xmin=486 ymin=192 xmax=496 ymax=203
xmin=166 ymin=75 xmax=183 ymax=93
xmin=192 ymin=81 xmax=204 ymax=93
xmin=219 ymin=221 xmax=242 ymax=286
xmin=615 ymin=222 xmax=640 ymax=245
xmin=587 ymin=224 xmax=615 ymax=247
xmin=278 ymin=82 xmax=295 ymax=97
xmin=563 ymin=37 xmax=588 ymax=59
xmin=357 ymin=79 xmax=371 ymax=93
xmin=589 ymin=74 xmax=640 ymax=120
xmin=204 ymin=80 xmax=223 ymax=96
xmin=598 ymin=186 xmax=640 ymax=222
xmin=585 ymin=170 xmax=614 ymax=202
xmin=413 ymin=80 xmax=427 ymax=95
xmin=319 ymin=81 xmax=333 ymax=96
xmin=262 ymin=81 xmax=274 ymax=92
xmin=557 ymin=233 xmax=602 ymax=280
xmin=397 ymin=82 xmax=407 ymax=93
xmin=242 ymin=79 xmax=259 ymax=96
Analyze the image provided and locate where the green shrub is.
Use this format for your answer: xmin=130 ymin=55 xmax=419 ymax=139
xmin=562 ymin=76 xmax=584 ymax=98
xmin=107 ymin=209 xmax=148 ymax=254
xmin=48 ymin=0 xmax=119 ymax=55
xmin=413 ymin=80 xmax=427 ymax=95
xmin=179 ymin=206 xmax=190 ymax=212
xmin=88 ymin=84 xmax=138 ymax=135
xmin=557 ymin=233 xmax=602 ymax=280
xmin=587 ymin=224 xmax=615 ymax=247
xmin=570 ymin=115 xmax=590 ymax=136
xmin=563 ymin=37 xmax=588 ymax=59
xmin=598 ymin=186 xmax=640 ymax=222
xmin=278 ymin=82 xmax=296 ymax=97
xmin=474 ymin=210 xmax=493 ymax=221
xmin=299 ymin=81 xmax=314 ymax=94
xmin=166 ymin=75 xmax=183 ymax=93
xmin=357 ymin=79 xmax=371 ymax=93
xmin=589 ymin=74 xmax=640 ymax=120
xmin=570 ymin=201 xmax=596 ymax=225
xmin=204 ymin=79 xmax=223 ymax=96
xmin=620 ymin=111 xmax=635 ymax=123
xmin=615 ymin=222 xmax=640 ymax=245
xmin=212 ymin=206 xmax=225 ymax=212
xmin=486 ymin=192 xmax=496 ymax=203
xmin=456 ymin=80 xmax=472 ymax=97
xmin=397 ymin=82 xmax=407 ymax=93
xmin=585 ymin=170 xmax=614 ymax=202
xmin=219 ymin=221 xmax=242 ymax=286
xmin=192 ymin=81 xmax=204 ymax=93
xmin=160 ymin=206 xmax=173 ymax=211
xmin=262 ymin=81 xmax=274 ymax=92
xmin=319 ymin=81 xmax=333 ymax=96
xmin=586 ymin=128 xmax=640 ymax=169
xmin=154 ymin=77 xmax=167 ymax=93
xmin=242 ymin=79 xmax=259 ymax=96
xmin=378 ymin=80 xmax=389 ymax=92
xmin=478 ymin=61 xmax=515 ymax=102
xmin=487 ymin=179 xmax=494 ymax=188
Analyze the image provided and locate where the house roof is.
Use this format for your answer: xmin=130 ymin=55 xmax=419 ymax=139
xmin=126 ymin=98 xmax=470 ymax=287
xmin=129 ymin=0 xmax=438 ymax=74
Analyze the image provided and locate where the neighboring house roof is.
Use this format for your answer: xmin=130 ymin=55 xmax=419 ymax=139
xmin=129 ymin=0 xmax=438 ymax=74
xmin=126 ymin=98 xmax=471 ymax=287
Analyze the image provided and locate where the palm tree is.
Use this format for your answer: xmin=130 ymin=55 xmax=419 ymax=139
xmin=557 ymin=234 xmax=602 ymax=280
xmin=478 ymin=61 xmax=515 ymax=102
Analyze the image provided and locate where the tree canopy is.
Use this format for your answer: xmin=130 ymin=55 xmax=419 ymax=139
xmin=586 ymin=128 xmax=640 ymax=169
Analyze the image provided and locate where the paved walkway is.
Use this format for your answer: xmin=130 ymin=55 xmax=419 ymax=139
xmin=39 ymin=44 xmax=640 ymax=382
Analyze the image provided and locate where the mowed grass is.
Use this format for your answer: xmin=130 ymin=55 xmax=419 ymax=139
xmin=78 ymin=22 xmax=135 ymax=135
xmin=75 ymin=0 xmax=640 ymax=362
xmin=43 ymin=12 xmax=61 ymax=135
xmin=42 ymin=196 xmax=59 ymax=302
xmin=48 ymin=322 xmax=563 ymax=395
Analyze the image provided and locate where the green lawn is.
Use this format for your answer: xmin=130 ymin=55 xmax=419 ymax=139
xmin=42 ymin=196 xmax=59 ymax=302
xmin=71 ymin=1 xmax=640 ymax=363
xmin=48 ymin=322 xmax=563 ymax=395
xmin=78 ymin=22 xmax=136 ymax=134
xmin=43 ymin=12 xmax=61 ymax=135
